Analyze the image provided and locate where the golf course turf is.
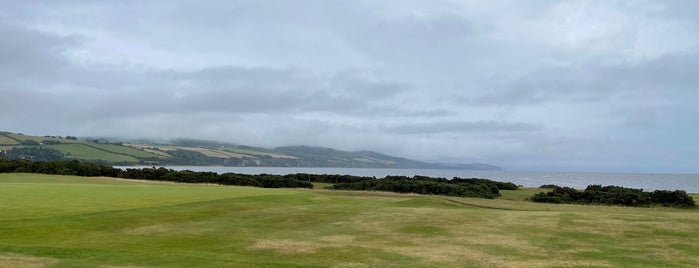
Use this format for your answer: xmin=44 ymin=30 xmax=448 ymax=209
xmin=1 ymin=173 xmax=698 ymax=267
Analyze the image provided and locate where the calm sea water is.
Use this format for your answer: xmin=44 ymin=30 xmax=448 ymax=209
xmin=117 ymin=166 xmax=699 ymax=193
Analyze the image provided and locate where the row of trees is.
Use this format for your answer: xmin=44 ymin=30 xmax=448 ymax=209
xmin=0 ymin=159 xmax=520 ymax=198
xmin=119 ymin=167 xmax=313 ymax=188
xmin=531 ymin=185 xmax=696 ymax=208
xmin=0 ymin=159 xmax=312 ymax=188
xmin=329 ymin=175 xmax=518 ymax=199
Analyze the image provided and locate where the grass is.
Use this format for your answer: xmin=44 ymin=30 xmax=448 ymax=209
xmin=164 ymin=146 xmax=251 ymax=158
xmin=45 ymin=144 xmax=140 ymax=163
xmin=77 ymin=142 xmax=164 ymax=158
xmin=220 ymin=147 xmax=299 ymax=159
xmin=4 ymin=133 xmax=69 ymax=143
xmin=0 ymin=134 xmax=20 ymax=145
xmin=123 ymin=144 xmax=174 ymax=158
xmin=1 ymin=174 xmax=698 ymax=267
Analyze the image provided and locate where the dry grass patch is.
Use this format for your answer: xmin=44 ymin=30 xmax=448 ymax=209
xmin=99 ymin=265 xmax=148 ymax=268
xmin=249 ymin=239 xmax=326 ymax=254
xmin=249 ymin=235 xmax=356 ymax=255
xmin=319 ymin=235 xmax=357 ymax=244
xmin=174 ymin=147 xmax=249 ymax=158
xmin=0 ymin=135 xmax=19 ymax=145
xmin=122 ymin=222 xmax=211 ymax=235
xmin=333 ymin=262 xmax=370 ymax=268
xmin=122 ymin=224 xmax=173 ymax=235
xmin=0 ymin=253 xmax=59 ymax=268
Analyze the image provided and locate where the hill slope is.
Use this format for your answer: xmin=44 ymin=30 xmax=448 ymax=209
xmin=0 ymin=131 xmax=501 ymax=170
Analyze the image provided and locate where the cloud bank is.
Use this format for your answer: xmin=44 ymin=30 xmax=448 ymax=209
xmin=2 ymin=0 xmax=699 ymax=172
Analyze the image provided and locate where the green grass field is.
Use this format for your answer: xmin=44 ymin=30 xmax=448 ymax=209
xmin=76 ymin=142 xmax=164 ymax=159
xmin=1 ymin=173 xmax=698 ymax=267
xmin=45 ymin=144 xmax=140 ymax=163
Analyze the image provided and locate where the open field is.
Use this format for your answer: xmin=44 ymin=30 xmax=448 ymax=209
xmin=122 ymin=144 xmax=173 ymax=158
xmin=0 ymin=134 xmax=20 ymax=145
xmin=45 ymin=144 xmax=140 ymax=163
xmin=220 ymin=147 xmax=299 ymax=159
xmin=1 ymin=174 xmax=698 ymax=267
xmin=138 ymin=145 xmax=299 ymax=159
xmin=1 ymin=132 xmax=163 ymax=162
xmin=174 ymin=146 xmax=251 ymax=158
xmin=78 ymin=142 xmax=165 ymax=159
xmin=3 ymin=133 xmax=67 ymax=143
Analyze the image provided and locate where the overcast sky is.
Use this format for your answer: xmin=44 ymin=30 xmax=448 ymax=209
xmin=2 ymin=1 xmax=698 ymax=173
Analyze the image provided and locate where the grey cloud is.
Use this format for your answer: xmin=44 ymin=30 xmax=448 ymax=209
xmin=386 ymin=121 xmax=542 ymax=135
xmin=647 ymin=1 xmax=699 ymax=22
xmin=457 ymin=48 xmax=699 ymax=107
xmin=0 ymin=22 xmax=79 ymax=81
xmin=3 ymin=1 xmax=699 ymax=172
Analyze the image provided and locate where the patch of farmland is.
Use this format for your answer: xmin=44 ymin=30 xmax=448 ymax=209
xmin=0 ymin=135 xmax=20 ymax=145
xmin=5 ymin=133 xmax=72 ymax=143
xmin=175 ymin=147 xmax=253 ymax=158
xmin=221 ymin=147 xmax=299 ymax=159
xmin=45 ymin=144 xmax=139 ymax=163
xmin=81 ymin=142 xmax=164 ymax=158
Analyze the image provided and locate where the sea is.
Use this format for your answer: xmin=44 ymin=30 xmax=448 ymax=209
xmin=116 ymin=166 xmax=699 ymax=193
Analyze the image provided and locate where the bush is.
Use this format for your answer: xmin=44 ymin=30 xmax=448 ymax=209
xmin=530 ymin=192 xmax=563 ymax=203
xmin=331 ymin=176 xmax=508 ymax=199
xmin=531 ymin=185 xmax=696 ymax=208
xmin=650 ymin=190 xmax=696 ymax=208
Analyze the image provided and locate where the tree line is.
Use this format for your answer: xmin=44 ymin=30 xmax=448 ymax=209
xmin=531 ymin=184 xmax=696 ymax=208
xmin=0 ymin=159 xmax=313 ymax=188
xmin=2 ymin=158 xmax=693 ymax=207
xmin=0 ymin=147 xmax=66 ymax=162
xmin=0 ymin=159 xmax=518 ymax=198
xmin=328 ymin=175 xmax=517 ymax=199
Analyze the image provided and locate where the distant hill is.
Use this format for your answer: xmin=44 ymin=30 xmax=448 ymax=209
xmin=0 ymin=131 xmax=502 ymax=170
xmin=274 ymin=146 xmax=432 ymax=168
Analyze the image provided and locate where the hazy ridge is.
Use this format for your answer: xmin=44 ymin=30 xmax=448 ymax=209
xmin=0 ymin=131 xmax=501 ymax=170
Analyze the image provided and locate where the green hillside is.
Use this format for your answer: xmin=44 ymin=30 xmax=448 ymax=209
xmin=275 ymin=146 xmax=427 ymax=168
xmin=45 ymin=144 xmax=140 ymax=163
xmin=0 ymin=131 xmax=502 ymax=169
xmin=0 ymin=132 xmax=164 ymax=164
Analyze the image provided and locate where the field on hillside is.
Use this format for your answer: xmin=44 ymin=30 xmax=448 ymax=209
xmin=1 ymin=174 xmax=698 ymax=267
xmin=45 ymin=144 xmax=141 ymax=163
xmin=80 ymin=142 xmax=167 ymax=158
xmin=0 ymin=135 xmax=19 ymax=145
xmin=1 ymin=132 xmax=166 ymax=163
xmin=220 ymin=147 xmax=299 ymax=159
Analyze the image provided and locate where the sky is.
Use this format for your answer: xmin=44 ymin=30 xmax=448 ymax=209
xmin=1 ymin=0 xmax=698 ymax=173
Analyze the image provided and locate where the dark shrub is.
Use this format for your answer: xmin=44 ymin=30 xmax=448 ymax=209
xmin=531 ymin=184 xmax=696 ymax=208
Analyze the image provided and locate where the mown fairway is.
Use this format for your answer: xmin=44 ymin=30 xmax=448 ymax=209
xmin=1 ymin=174 xmax=698 ymax=267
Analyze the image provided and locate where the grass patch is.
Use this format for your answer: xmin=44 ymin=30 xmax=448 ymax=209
xmin=500 ymin=187 xmax=546 ymax=201
xmin=4 ymin=133 xmax=68 ymax=143
xmin=173 ymin=146 xmax=250 ymax=158
xmin=45 ymin=144 xmax=139 ymax=163
xmin=0 ymin=135 xmax=20 ymax=145
xmin=78 ymin=142 xmax=163 ymax=158
xmin=220 ymin=147 xmax=298 ymax=159
xmin=1 ymin=173 xmax=698 ymax=267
